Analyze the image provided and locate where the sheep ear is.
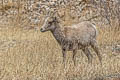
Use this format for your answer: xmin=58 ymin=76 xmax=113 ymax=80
xmin=53 ymin=16 xmax=60 ymax=23
xmin=46 ymin=10 xmax=54 ymax=17
xmin=52 ymin=16 xmax=56 ymax=20
xmin=54 ymin=16 xmax=57 ymax=21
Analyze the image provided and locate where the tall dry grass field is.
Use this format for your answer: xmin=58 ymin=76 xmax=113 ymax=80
xmin=0 ymin=2 xmax=120 ymax=80
xmin=0 ymin=20 xmax=119 ymax=80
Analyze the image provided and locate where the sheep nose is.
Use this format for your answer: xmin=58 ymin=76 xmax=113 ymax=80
xmin=40 ymin=28 xmax=43 ymax=32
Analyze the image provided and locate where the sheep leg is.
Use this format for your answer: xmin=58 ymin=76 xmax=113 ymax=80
xmin=82 ymin=47 xmax=93 ymax=64
xmin=62 ymin=49 xmax=66 ymax=66
xmin=91 ymin=40 xmax=102 ymax=64
xmin=73 ymin=50 xmax=77 ymax=66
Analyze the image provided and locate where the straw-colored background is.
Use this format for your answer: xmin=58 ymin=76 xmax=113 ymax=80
xmin=0 ymin=0 xmax=120 ymax=80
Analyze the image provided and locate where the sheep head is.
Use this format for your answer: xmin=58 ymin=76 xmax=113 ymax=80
xmin=40 ymin=10 xmax=59 ymax=32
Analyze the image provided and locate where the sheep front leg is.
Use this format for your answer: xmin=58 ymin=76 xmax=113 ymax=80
xmin=73 ymin=50 xmax=77 ymax=66
xmin=62 ymin=49 xmax=66 ymax=66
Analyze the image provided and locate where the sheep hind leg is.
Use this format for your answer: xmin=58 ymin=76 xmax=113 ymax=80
xmin=73 ymin=50 xmax=77 ymax=66
xmin=82 ymin=47 xmax=93 ymax=64
xmin=91 ymin=40 xmax=102 ymax=64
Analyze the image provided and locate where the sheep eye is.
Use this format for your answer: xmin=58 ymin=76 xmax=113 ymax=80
xmin=48 ymin=22 xmax=52 ymax=24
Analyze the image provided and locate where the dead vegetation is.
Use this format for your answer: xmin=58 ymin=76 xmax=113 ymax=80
xmin=0 ymin=0 xmax=120 ymax=80
xmin=0 ymin=24 xmax=119 ymax=80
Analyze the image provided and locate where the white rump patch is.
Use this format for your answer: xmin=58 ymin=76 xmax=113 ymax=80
xmin=69 ymin=24 xmax=79 ymax=29
xmin=92 ymin=24 xmax=98 ymax=36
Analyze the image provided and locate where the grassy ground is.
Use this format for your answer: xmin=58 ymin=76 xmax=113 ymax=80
xmin=0 ymin=1 xmax=120 ymax=80
xmin=0 ymin=23 xmax=119 ymax=80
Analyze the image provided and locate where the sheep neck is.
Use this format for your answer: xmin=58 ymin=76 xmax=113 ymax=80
xmin=51 ymin=22 xmax=65 ymax=46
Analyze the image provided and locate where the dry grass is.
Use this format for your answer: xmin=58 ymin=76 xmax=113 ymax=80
xmin=0 ymin=3 xmax=120 ymax=79
xmin=0 ymin=22 xmax=119 ymax=80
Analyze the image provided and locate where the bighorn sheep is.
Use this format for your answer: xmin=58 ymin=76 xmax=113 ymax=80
xmin=40 ymin=12 xmax=102 ymax=65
